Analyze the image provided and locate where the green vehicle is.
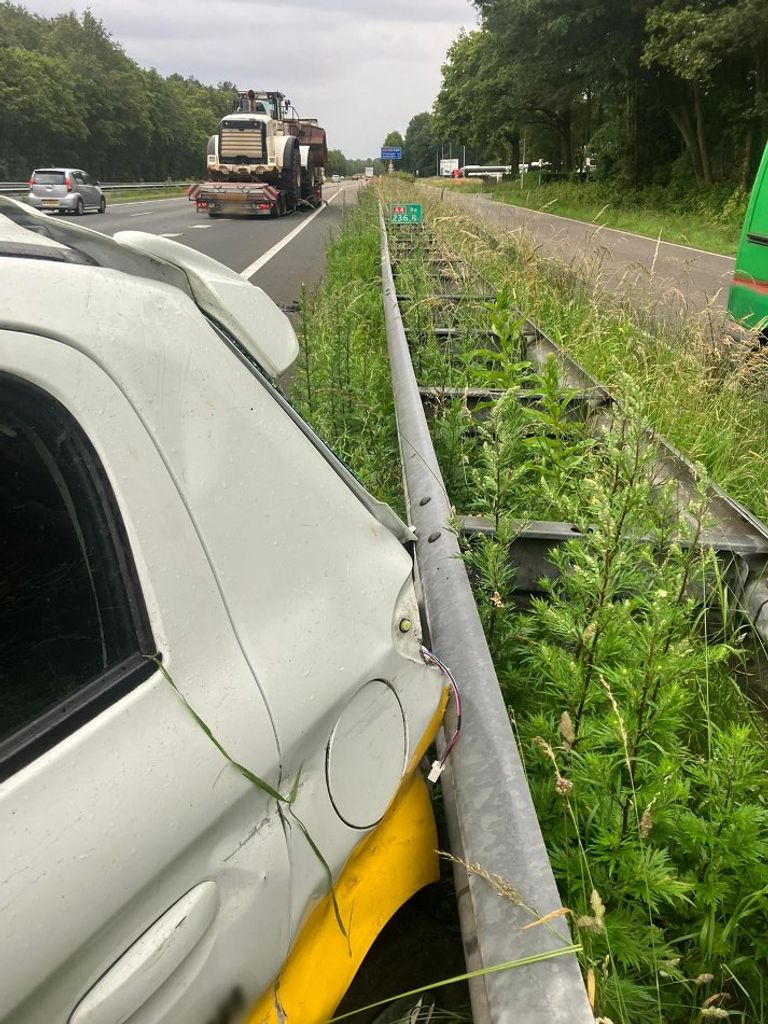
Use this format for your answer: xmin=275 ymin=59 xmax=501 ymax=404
xmin=729 ymin=136 xmax=768 ymax=336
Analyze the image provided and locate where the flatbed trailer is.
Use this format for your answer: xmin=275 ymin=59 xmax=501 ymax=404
xmin=187 ymin=180 xmax=290 ymax=218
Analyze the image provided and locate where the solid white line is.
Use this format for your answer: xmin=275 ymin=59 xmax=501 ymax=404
xmin=471 ymin=193 xmax=734 ymax=262
xmin=188 ymin=224 xmax=212 ymax=229
xmin=160 ymin=232 xmax=183 ymax=238
xmin=129 ymin=211 xmax=154 ymax=217
xmin=239 ymin=188 xmax=343 ymax=279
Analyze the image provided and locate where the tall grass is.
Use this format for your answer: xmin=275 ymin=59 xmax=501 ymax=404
xmin=427 ymin=201 xmax=768 ymax=524
xmin=430 ymin=177 xmax=748 ymax=256
xmin=295 ymin=194 xmax=404 ymax=513
xmin=301 ymin=181 xmax=768 ymax=1022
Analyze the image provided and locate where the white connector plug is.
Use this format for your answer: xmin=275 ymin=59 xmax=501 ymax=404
xmin=427 ymin=760 xmax=445 ymax=784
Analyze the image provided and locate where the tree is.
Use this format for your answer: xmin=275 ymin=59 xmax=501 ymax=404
xmin=403 ymin=113 xmax=437 ymax=177
xmin=643 ymin=0 xmax=768 ymax=185
xmin=325 ymin=149 xmax=348 ymax=176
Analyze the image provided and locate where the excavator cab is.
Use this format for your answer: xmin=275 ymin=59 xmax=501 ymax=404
xmin=235 ymin=90 xmax=283 ymax=119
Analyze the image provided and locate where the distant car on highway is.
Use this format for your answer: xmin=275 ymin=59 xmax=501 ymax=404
xmin=27 ymin=167 xmax=106 ymax=216
xmin=331 ymin=173 xmax=341 ymax=183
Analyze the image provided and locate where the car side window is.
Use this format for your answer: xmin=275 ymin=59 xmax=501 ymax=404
xmin=83 ymin=173 xmax=94 ymax=185
xmin=73 ymin=172 xmax=84 ymax=185
xmin=0 ymin=375 xmax=154 ymax=777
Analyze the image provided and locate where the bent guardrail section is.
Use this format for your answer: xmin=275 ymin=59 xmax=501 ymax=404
xmin=378 ymin=207 xmax=594 ymax=1024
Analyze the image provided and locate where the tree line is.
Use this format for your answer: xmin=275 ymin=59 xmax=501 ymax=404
xmin=0 ymin=4 xmax=382 ymax=184
xmin=393 ymin=0 xmax=768 ymax=189
xmin=0 ymin=5 xmax=244 ymax=181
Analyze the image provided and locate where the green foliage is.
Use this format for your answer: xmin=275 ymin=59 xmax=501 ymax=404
xmin=427 ymin=0 xmax=768 ymax=189
xmin=403 ymin=112 xmax=438 ymax=178
xmin=0 ymin=3 xmax=235 ymax=179
xmin=297 ymin=179 xmax=768 ymax=1023
xmin=295 ymin=191 xmax=404 ymax=513
xmin=368 ymin=187 xmax=768 ymax=1020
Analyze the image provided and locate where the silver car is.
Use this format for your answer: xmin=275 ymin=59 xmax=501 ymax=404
xmin=27 ymin=167 xmax=106 ymax=215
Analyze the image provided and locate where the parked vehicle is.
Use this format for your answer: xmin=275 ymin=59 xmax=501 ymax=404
xmin=460 ymin=164 xmax=511 ymax=181
xmin=193 ymin=89 xmax=326 ymax=217
xmin=27 ymin=167 xmax=106 ymax=215
xmin=728 ymin=137 xmax=768 ymax=337
xmin=0 ymin=196 xmax=448 ymax=1024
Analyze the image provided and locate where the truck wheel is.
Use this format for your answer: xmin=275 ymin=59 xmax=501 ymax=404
xmin=280 ymin=140 xmax=300 ymax=213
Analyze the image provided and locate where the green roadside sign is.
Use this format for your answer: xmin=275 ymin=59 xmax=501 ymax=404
xmin=389 ymin=202 xmax=423 ymax=225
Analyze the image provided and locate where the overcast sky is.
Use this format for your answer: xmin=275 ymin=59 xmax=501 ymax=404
xmin=20 ymin=0 xmax=478 ymax=157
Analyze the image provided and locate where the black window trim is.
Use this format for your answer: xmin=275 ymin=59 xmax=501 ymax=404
xmin=0 ymin=373 xmax=157 ymax=781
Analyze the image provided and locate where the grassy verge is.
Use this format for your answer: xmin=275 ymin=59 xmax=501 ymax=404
xmin=295 ymin=189 xmax=403 ymax=514
xmin=298 ymin=181 xmax=768 ymax=1022
xmin=376 ymin=181 xmax=768 ymax=1022
xmin=420 ymin=178 xmax=745 ymax=256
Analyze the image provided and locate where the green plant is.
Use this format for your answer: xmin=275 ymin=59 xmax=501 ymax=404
xmin=300 ymin=181 xmax=768 ymax=1021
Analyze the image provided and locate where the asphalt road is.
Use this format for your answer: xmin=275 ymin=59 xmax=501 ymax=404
xmin=87 ymin=180 xmax=361 ymax=314
xmin=431 ymin=188 xmax=734 ymax=323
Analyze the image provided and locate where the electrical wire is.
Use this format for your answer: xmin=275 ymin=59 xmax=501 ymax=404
xmin=420 ymin=645 xmax=462 ymax=780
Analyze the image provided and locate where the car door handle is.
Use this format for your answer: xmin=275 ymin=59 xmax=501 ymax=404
xmin=69 ymin=881 xmax=220 ymax=1024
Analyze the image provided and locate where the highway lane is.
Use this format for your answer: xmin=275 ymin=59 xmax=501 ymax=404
xmin=88 ymin=180 xmax=361 ymax=313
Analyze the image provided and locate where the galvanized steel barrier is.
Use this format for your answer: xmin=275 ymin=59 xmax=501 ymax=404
xmin=0 ymin=180 xmax=190 ymax=196
xmin=378 ymin=207 xmax=594 ymax=1024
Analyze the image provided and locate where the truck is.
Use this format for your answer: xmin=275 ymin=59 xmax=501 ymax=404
xmin=189 ymin=89 xmax=327 ymax=218
xmin=729 ymin=135 xmax=768 ymax=340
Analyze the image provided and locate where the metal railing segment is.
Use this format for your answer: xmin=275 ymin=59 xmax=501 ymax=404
xmin=0 ymin=181 xmax=190 ymax=196
xmin=378 ymin=206 xmax=594 ymax=1024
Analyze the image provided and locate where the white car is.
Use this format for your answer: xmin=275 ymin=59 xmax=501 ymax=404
xmin=0 ymin=198 xmax=447 ymax=1024
xmin=331 ymin=173 xmax=341 ymax=183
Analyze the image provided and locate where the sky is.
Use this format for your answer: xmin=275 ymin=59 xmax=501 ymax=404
xmin=19 ymin=0 xmax=479 ymax=158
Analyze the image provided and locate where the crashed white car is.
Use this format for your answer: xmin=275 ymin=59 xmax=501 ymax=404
xmin=0 ymin=197 xmax=447 ymax=1024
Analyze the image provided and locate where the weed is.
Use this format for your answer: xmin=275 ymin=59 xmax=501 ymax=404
xmin=301 ymin=182 xmax=768 ymax=1022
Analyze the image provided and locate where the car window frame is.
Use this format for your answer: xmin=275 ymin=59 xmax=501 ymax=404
xmin=0 ymin=373 xmax=156 ymax=780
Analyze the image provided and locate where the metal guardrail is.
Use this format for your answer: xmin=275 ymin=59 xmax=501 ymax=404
xmin=0 ymin=181 xmax=190 ymax=196
xmin=378 ymin=207 xmax=594 ymax=1024
xmin=380 ymin=204 xmax=768 ymax=1022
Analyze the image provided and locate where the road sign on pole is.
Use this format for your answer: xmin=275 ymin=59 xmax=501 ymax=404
xmin=381 ymin=146 xmax=402 ymax=161
xmin=388 ymin=203 xmax=423 ymax=225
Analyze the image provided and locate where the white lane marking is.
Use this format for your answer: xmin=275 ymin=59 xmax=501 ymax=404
xmin=160 ymin=232 xmax=183 ymax=238
xmin=472 ymin=193 xmax=734 ymax=262
xmin=130 ymin=211 xmax=154 ymax=217
xmin=240 ymin=189 xmax=344 ymax=279
xmin=188 ymin=224 xmax=212 ymax=229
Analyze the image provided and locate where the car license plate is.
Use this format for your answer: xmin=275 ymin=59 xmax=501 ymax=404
xmin=41 ymin=200 xmax=58 ymax=207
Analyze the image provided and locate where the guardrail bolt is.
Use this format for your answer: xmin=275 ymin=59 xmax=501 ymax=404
xmin=398 ymin=618 xmax=413 ymax=633
xmin=419 ymin=496 xmax=432 ymax=506
xmin=428 ymin=531 xmax=441 ymax=543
